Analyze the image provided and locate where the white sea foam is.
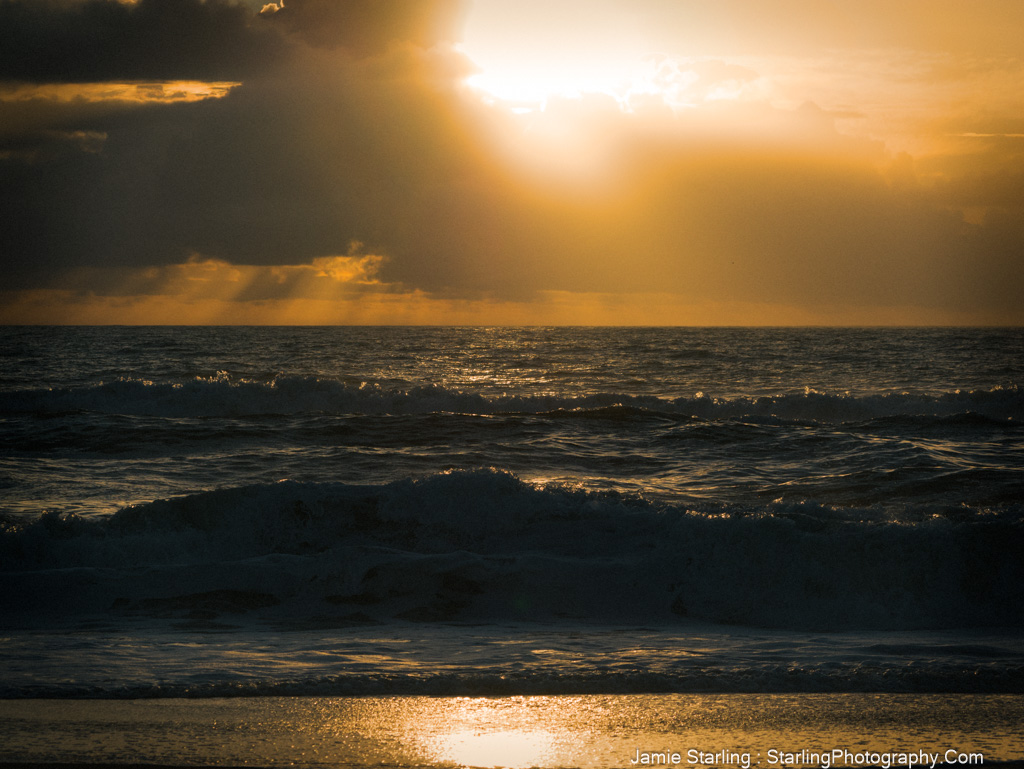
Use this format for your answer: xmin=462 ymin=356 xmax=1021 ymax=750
xmin=2 ymin=376 xmax=1021 ymax=421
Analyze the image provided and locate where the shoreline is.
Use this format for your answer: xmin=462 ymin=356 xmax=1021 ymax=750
xmin=2 ymin=693 xmax=1021 ymax=769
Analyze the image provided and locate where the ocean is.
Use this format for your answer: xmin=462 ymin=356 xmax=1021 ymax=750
xmin=1 ymin=326 xmax=1022 ymax=767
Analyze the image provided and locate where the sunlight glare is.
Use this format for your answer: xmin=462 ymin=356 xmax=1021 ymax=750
xmin=459 ymin=3 xmax=768 ymax=116
xmin=460 ymin=0 xmax=648 ymax=108
xmin=434 ymin=729 xmax=557 ymax=769
xmin=462 ymin=51 xmax=645 ymax=107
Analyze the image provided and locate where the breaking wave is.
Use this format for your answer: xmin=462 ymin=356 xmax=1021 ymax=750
xmin=3 ymin=470 xmax=1022 ymax=632
xmin=2 ymin=376 xmax=1021 ymax=422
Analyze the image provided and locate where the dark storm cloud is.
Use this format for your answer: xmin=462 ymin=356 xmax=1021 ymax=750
xmin=257 ymin=0 xmax=466 ymax=55
xmin=0 ymin=0 xmax=477 ymax=291
xmin=0 ymin=5 xmax=485 ymax=291
xmin=0 ymin=0 xmax=284 ymax=83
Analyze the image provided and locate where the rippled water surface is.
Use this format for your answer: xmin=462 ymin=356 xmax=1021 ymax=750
xmin=1 ymin=326 xmax=1022 ymax=698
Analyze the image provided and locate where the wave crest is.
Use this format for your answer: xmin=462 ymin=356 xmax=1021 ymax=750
xmin=3 ymin=470 xmax=1021 ymax=631
xmin=2 ymin=377 xmax=1020 ymax=422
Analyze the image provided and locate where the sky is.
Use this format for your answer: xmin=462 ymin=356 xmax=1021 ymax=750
xmin=1 ymin=0 xmax=1022 ymax=325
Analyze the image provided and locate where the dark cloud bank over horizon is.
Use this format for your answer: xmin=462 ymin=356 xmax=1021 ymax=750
xmin=1 ymin=0 xmax=1021 ymax=320
xmin=0 ymin=0 xmax=280 ymax=82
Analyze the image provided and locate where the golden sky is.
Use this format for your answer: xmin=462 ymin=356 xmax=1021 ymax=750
xmin=1 ymin=0 xmax=1022 ymax=324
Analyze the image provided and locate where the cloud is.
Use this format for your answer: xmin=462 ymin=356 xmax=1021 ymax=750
xmin=632 ymin=0 xmax=1024 ymax=59
xmin=1 ymin=0 xmax=1022 ymax=325
xmin=0 ymin=80 xmax=237 ymax=163
xmin=47 ymin=249 xmax=386 ymax=299
xmin=0 ymin=0 xmax=284 ymax=83
xmin=1 ymin=33 xmax=494 ymax=289
xmin=257 ymin=0 xmax=466 ymax=55
xmin=635 ymin=57 xmax=763 ymax=108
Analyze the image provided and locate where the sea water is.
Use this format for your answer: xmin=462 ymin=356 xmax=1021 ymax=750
xmin=1 ymin=326 xmax=1022 ymax=765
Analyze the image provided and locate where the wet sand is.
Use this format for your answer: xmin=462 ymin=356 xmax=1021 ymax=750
xmin=1 ymin=694 xmax=1022 ymax=769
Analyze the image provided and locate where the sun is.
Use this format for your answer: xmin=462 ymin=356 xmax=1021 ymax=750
xmin=459 ymin=42 xmax=653 ymax=107
xmin=457 ymin=2 xmax=766 ymax=115
xmin=455 ymin=1 xmax=776 ymax=187
xmin=458 ymin=0 xmax=652 ymax=108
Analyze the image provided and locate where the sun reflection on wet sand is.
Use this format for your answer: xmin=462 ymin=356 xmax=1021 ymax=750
xmin=402 ymin=696 xmax=590 ymax=767
xmin=432 ymin=728 xmax=558 ymax=768
xmin=1 ymin=694 xmax=1022 ymax=768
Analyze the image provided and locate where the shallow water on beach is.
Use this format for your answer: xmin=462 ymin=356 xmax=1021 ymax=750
xmin=2 ymin=624 xmax=1023 ymax=700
